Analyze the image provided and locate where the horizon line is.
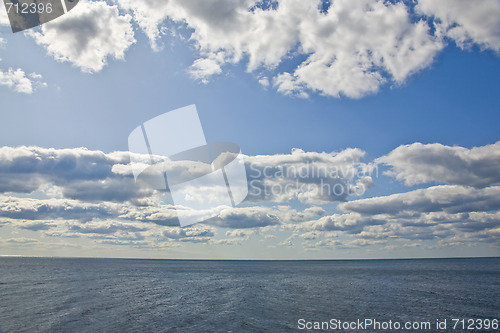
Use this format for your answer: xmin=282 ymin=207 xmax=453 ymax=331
xmin=0 ymin=255 xmax=498 ymax=261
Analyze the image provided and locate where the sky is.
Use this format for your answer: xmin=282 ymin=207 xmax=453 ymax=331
xmin=0 ymin=0 xmax=499 ymax=259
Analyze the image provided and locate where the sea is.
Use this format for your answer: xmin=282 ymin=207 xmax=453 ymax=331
xmin=0 ymin=257 xmax=498 ymax=332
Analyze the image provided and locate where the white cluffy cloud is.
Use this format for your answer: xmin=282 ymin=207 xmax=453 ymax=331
xmin=8 ymin=0 xmax=499 ymax=98
xmin=118 ymin=0 xmax=444 ymax=98
xmin=0 ymin=68 xmax=46 ymax=94
xmin=378 ymin=141 xmax=500 ymax=188
xmin=417 ymin=0 xmax=500 ymax=52
xmin=28 ymin=1 xmax=136 ymax=73
xmin=340 ymin=185 xmax=500 ymax=216
xmin=0 ymin=8 xmax=47 ymax=94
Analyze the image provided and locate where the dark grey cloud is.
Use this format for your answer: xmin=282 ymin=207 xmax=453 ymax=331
xmin=0 ymin=146 xmax=154 ymax=202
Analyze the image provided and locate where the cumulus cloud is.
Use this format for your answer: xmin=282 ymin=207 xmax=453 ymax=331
xmin=208 ymin=205 xmax=325 ymax=229
xmin=0 ymin=194 xmax=216 ymax=244
xmin=2 ymin=141 xmax=500 ymax=250
xmin=0 ymin=145 xmax=374 ymax=207
xmin=0 ymin=145 xmax=336 ymax=233
xmin=0 ymin=146 xmax=154 ymax=202
xmin=0 ymin=194 xmax=325 ymax=246
xmin=117 ymin=0 xmax=444 ymax=98
xmin=162 ymin=225 xmax=215 ymax=243
xmin=273 ymin=73 xmax=309 ymax=98
xmin=189 ymin=56 xmax=223 ymax=83
xmin=340 ymin=185 xmax=500 ymax=216
xmin=377 ymin=141 xmax=500 ymax=187
xmin=28 ymin=1 xmax=136 ymax=73
xmin=246 ymin=148 xmax=375 ymax=204
xmin=0 ymin=13 xmax=46 ymax=95
xmin=116 ymin=0 xmax=173 ymax=50
xmin=295 ymin=212 xmax=382 ymax=235
xmin=290 ymin=198 xmax=500 ymax=248
xmin=417 ymin=0 xmax=500 ymax=52
xmin=6 ymin=0 xmax=497 ymax=98
xmin=0 ymin=194 xmax=199 ymax=230
xmin=258 ymin=76 xmax=269 ymax=88
xmin=0 ymin=68 xmax=46 ymax=94
xmin=288 ymin=140 xmax=500 ymax=248
xmin=0 ymin=193 xmax=322 ymax=231
xmin=7 ymin=0 xmax=498 ymax=98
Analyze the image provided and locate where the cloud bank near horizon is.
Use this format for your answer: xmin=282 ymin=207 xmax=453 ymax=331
xmin=0 ymin=141 xmax=499 ymax=252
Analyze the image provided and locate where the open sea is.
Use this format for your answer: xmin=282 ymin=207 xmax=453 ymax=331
xmin=0 ymin=257 xmax=498 ymax=332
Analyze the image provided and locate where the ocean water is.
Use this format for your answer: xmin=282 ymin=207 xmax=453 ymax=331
xmin=0 ymin=258 xmax=498 ymax=332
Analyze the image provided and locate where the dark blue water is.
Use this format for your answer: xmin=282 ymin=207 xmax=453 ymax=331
xmin=0 ymin=258 xmax=498 ymax=332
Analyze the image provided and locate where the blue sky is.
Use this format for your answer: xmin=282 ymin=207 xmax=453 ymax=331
xmin=0 ymin=0 xmax=499 ymax=259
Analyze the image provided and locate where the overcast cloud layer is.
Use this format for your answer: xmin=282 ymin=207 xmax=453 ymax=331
xmin=0 ymin=0 xmax=498 ymax=97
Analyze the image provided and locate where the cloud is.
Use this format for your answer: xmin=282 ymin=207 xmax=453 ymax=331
xmin=8 ymin=0 xmax=497 ymax=98
xmin=0 ymin=146 xmax=154 ymax=201
xmin=0 ymin=193 xmax=326 ymax=247
xmin=28 ymin=1 xmax=136 ymax=73
xmin=312 ymin=238 xmax=386 ymax=250
xmin=4 ymin=238 xmax=40 ymax=244
xmin=377 ymin=141 xmax=500 ymax=188
xmin=188 ymin=56 xmax=223 ymax=83
xmin=0 ymin=195 xmax=190 ymax=230
xmin=0 ymin=191 xmax=324 ymax=234
xmin=0 ymin=68 xmax=46 ymax=94
xmin=162 ymin=225 xmax=215 ymax=243
xmin=273 ymin=73 xmax=309 ymax=98
xmin=118 ymin=0 xmax=443 ymax=98
xmin=208 ymin=205 xmax=325 ymax=229
xmin=288 ymin=140 xmax=500 ymax=248
xmin=0 ymin=195 xmax=121 ymax=222
xmin=0 ymin=145 xmax=374 ymax=207
xmin=116 ymin=0 xmax=173 ymax=50
xmin=417 ymin=0 xmax=500 ymax=52
xmin=2 ymin=141 xmax=500 ymax=250
xmin=258 ymin=76 xmax=269 ymax=88
xmin=225 ymin=229 xmax=257 ymax=239
xmin=246 ymin=147 xmax=375 ymax=204
xmin=295 ymin=212 xmax=382 ymax=234
xmin=0 ymin=194 xmax=202 ymax=243
xmin=340 ymin=185 xmax=500 ymax=216
xmin=8 ymin=0 xmax=498 ymax=98
xmin=290 ymin=201 xmax=500 ymax=248
xmin=0 ymin=14 xmax=46 ymax=95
